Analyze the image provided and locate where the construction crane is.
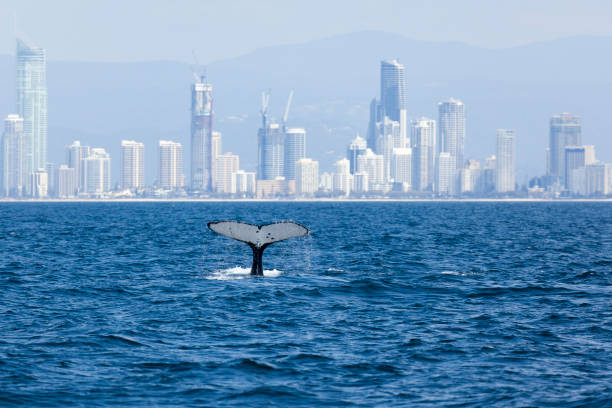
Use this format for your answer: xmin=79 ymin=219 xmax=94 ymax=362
xmin=260 ymin=90 xmax=271 ymax=128
xmin=191 ymin=49 xmax=206 ymax=83
xmin=282 ymin=89 xmax=294 ymax=131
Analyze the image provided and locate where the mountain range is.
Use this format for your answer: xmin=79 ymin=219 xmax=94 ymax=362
xmin=1 ymin=30 xmax=612 ymax=184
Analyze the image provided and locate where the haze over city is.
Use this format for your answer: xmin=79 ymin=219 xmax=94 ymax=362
xmin=2 ymin=0 xmax=612 ymax=197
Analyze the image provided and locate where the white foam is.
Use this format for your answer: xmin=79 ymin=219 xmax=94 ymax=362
xmin=206 ymin=266 xmax=283 ymax=280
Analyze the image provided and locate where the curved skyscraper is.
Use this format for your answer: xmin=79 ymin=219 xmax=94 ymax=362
xmin=380 ymin=60 xmax=406 ymax=122
xmin=190 ymin=78 xmax=213 ymax=191
xmin=16 ymin=38 xmax=48 ymax=187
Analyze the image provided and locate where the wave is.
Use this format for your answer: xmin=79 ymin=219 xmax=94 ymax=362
xmin=205 ymin=266 xmax=283 ymax=280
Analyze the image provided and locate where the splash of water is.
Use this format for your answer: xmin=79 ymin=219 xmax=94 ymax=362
xmin=206 ymin=266 xmax=283 ymax=280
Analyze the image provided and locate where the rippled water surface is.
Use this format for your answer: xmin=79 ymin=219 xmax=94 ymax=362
xmin=0 ymin=202 xmax=611 ymax=407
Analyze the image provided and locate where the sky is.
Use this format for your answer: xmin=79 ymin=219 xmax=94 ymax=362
xmin=1 ymin=0 xmax=612 ymax=62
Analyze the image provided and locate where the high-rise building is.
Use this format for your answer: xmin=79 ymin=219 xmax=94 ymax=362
xmin=66 ymin=141 xmax=90 ymax=193
xmin=411 ymin=118 xmax=436 ymax=191
xmin=353 ymin=172 xmax=369 ymax=193
xmin=257 ymin=123 xmax=284 ymax=180
xmin=17 ymin=38 xmax=48 ymax=183
xmin=215 ymin=152 xmax=240 ymax=194
xmin=83 ymin=148 xmax=111 ymax=195
xmin=482 ymin=155 xmax=496 ymax=193
xmin=496 ymin=129 xmax=515 ymax=193
xmin=332 ymin=158 xmax=352 ymax=196
xmin=210 ymin=131 xmax=222 ymax=190
xmin=565 ymin=145 xmax=596 ymax=191
xmin=436 ymin=152 xmax=453 ymax=195
xmin=29 ymin=169 xmax=48 ymax=198
xmin=570 ymin=167 xmax=587 ymax=195
xmin=357 ymin=148 xmax=385 ymax=191
xmin=459 ymin=160 xmax=482 ymax=194
xmin=367 ymin=98 xmax=384 ymax=150
xmin=159 ymin=140 xmax=184 ymax=190
xmin=190 ymin=78 xmax=213 ymax=191
xmin=347 ymin=135 xmax=367 ymax=174
xmin=120 ymin=140 xmax=144 ymax=191
xmin=319 ymin=172 xmax=333 ymax=191
xmin=584 ymin=162 xmax=612 ymax=195
xmin=548 ymin=113 xmax=581 ymax=186
xmin=438 ymin=98 xmax=465 ymax=171
xmin=380 ymin=60 xmax=406 ymax=123
xmin=376 ymin=117 xmax=402 ymax=182
xmin=391 ymin=147 xmax=412 ymax=190
xmin=1 ymin=115 xmax=25 ymax=197
xmin=57 ymin=165 xmax=77 ymax=198
xmin=231 ymin=170 xmax=256 ymax=195
xmin=284 ymin=128 xmax=306 ymax=181
xmin=295 ymin=158 xmax=319 ymax=195
xmin=46 ymin=162 xmax=58 ymax=197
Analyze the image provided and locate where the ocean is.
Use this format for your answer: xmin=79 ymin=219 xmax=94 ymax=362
xmin=0 ymin=202 xmax=610 ymax=407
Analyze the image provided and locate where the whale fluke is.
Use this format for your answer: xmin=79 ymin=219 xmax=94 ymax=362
xmin=207 ymin=221 xmax=310 ymax=276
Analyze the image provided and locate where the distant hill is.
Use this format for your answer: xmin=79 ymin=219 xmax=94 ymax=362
xmin=1 ymin=31 xmax=612 ymax=184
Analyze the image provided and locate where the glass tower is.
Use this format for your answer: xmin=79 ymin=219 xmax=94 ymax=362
xmin=16 ymin=38 xmax=48 ymax=185
xmin=380 ymin=60 xmax=406 ymax=123
xmin=495 ymin=129 xmax=515 ymax=193
xmin=190 ymin=78 xmax=213 ymax=191
xmin=548 ymin=113 xmax=581 ymax=186
xmin=283 ymin=128 xmax=306 ymax=181
xmin=438 ymin=98 xmax=465 ymax=171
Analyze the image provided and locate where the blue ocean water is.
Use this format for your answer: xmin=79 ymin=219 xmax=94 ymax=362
xmin=0 ymin=202 xmax=611 ymax=407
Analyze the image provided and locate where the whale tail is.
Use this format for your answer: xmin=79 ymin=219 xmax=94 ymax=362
xmin=207 ymin=221 xmax=310 ymax=276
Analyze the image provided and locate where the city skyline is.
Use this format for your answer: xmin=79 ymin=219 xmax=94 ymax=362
xmin=2 ymin=30 xmax=612 ymax=183
xmin=1 ymin=33 xmax=612 ymax=198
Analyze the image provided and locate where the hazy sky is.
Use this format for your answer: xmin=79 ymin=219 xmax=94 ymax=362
xmin=1 ymin=0 xmax=612 ymax=62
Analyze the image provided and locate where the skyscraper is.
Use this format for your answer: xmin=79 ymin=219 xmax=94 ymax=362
xmin=215 ymin=152 xmax=239 ymax=194
xmin=46 ymin=162 xmax=58 ymax=197
xmin=257 ymin=123 xmax=284 ymax=180
xmin=376 ymin=117 xmax=402 ymax=183
xmin=391 ymin=147 xmax=412 ymax=190
xmin=190 ymin=78 xmax=213 ymax=191
xmin=30 ymin=168 xmax=48 ymax=198
xmin=436 ymin=152 xmax=453 ymax=195
xmin=548 ymin=113 xmax=581 ymax=186
xmin=1 ymin=115 xmax=25 ymax=197
xmin=211 ymin=131 xmax=222 ymax=190
xmin=565 ymin=145 xmax=596 ymax=191
xmin=411 ymin=118 xmax=436 ymax=191
xmin=357 ymin=148 xmax=385 ymax=191
xmin=347 ymin=135 xmax=367 ymax=175
xmin=438 ymin=98 xmax=465 ymax=170
xmin=120 ymin=140 xmax=144 ymax=190
xmin=57 ymin=165 xmax=77 ymax=198
xmin=17 ymin=38 xmax=48 ymax=183
xmin=83 ymin=148 xmax=111 ymax=195
xmin=295 ymin=158 xmax=319 ymax=195
xmin=380 ymin=60 xmax=406 ymax=122
xmin=495 ymin=129 xmax=515 ymax=193
xmin=332 ymin=158 xmax=352 ymax=196
xmin=159 ymin=140 xmax=184 ymax=190
xmin=66 ymin=141 xmax=90 ymax=193
xmin=231 ymin=170 xmax=256 ymax=195
xmin=284 ymin=127 xmax=306 ymax=181
xmin=367 ymin=98 xmax=384 ymax=150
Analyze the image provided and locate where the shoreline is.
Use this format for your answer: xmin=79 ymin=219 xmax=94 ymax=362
xmin=1 ymin=198 xmax=612 ymax=203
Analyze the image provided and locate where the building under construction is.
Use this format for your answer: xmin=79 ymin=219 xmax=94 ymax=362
xmin=190 ymin=77 xmax=214 ymax=191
